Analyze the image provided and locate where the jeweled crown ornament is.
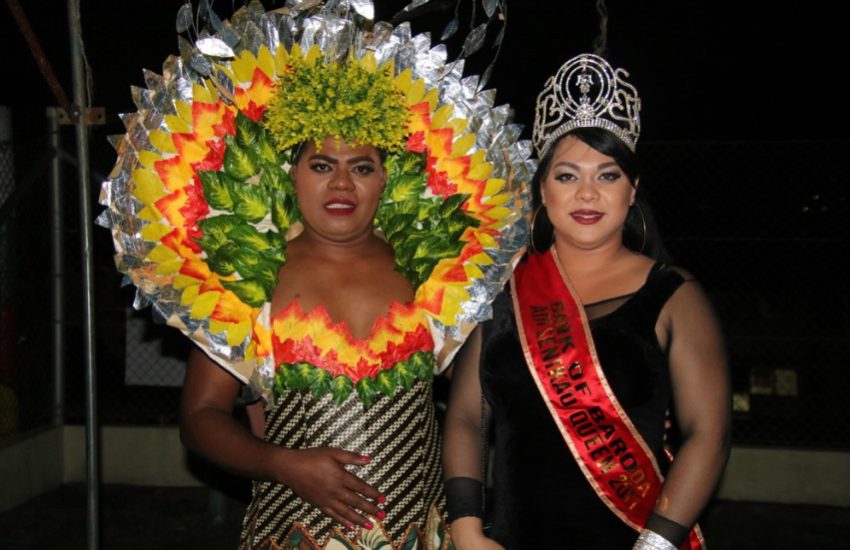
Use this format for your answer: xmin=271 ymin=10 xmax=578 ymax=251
xmin=533 ymin=53 xmax=641 ymax=156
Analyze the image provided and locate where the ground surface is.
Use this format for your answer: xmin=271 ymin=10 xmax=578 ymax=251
xmin=1 ymin=484 xmax=849 ymax=549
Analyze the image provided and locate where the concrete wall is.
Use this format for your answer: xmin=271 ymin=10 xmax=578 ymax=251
xmin=2 ymin=426 xmax=849 ymax=514
xmin=0 ymin=427 xmax=64 ymax=513
xmin=62 ymin=425 xmax=200 ymax=486
xmin=717 ymin=447 xmax=850 ymax=507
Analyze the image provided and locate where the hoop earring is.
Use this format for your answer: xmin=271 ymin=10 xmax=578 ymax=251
xmin=632 ymin=202 xmax=647 ymax=255
xmin=530 ymin=204 xmax=552 ymax=254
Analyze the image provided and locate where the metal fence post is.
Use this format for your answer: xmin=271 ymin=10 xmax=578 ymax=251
xmin=47 ymin=107 xmax=64 ymax=426
xmin=66 ymin=0 xmax=99 ymax=547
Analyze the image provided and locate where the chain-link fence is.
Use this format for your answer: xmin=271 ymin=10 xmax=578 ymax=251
xmin=0 ymin=108 xmax=54 ymax=438
xmin=0 ymin=132 xmax=848 ymax=449
xmin=642 ymin=140 xmax=849 ymax=449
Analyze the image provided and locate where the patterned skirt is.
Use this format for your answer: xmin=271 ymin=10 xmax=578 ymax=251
xmin=240 ymin=379 xmax=452 ymax=550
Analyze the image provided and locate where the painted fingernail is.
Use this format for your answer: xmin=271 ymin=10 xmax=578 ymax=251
xmin=360 ymin=455 xmax=372 ymax=462
xmin=346 ymin=524 xmax=355 ymax=532
xmin=364 ymin=521 xmax=373 ymax=529
xmin=377 ymin=511 xmax=386 ymax=520
xmin=377 ymin=495 xmax=386 ymax=503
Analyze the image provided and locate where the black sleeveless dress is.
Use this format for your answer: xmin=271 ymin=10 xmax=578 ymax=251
xmin=479 ymin=263 xmax=685 ymax=549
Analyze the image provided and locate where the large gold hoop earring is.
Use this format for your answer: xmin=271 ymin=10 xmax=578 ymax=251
xmin=633 ymin=202 xmax=647 ymax=255
xmin=530 ymin=205 xmax=552 ymax=254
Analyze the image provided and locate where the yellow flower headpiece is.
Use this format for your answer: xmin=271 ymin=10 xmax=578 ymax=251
xmin=263 ymin=56 xmax=409 ymax=153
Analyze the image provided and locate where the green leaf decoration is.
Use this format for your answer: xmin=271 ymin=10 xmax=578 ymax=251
xmin=309 ymin=368 xmax=332 ymax=399
xmin=394 ymin=361 xmax=418 ymax=391
xmin=410 ymin=259 xmax=435 ymax=285
xmin=439 ymin=193 xmax=468 ymax=215
xmin=223 ymin=135 xmax=259 ymax=180
xmin=330 ymin=375 xmax=354 ymax=406
xmin=389 ymin=172 xmax=426 ymax=203
xmin=255 ymin=132 xmax=283 ymax=165
xmin=381 ymin=214 xmax=417 ymax=242
xmin=272 ymin=351 xmax=435 ymax=407
xmin=232 ymin=247 xmax=264 ymax=277
xmin=400 ymin=150 xmax=425 ymax=173
xmin=231 ymin=182 xmax=270 ymax=223
xmin=376 ymin=369 xmax=398 ymax=398
xmin=264 ymin=230 xmax=285 ymax=252
xmin=270 ymin=187 xmax=301 ymax=230
xmin=273 ymin=372 xmax=286 ymax=396
xmin=278 ymin=362 xmax=313 ymax=391
xmin=198 ymin=170 xmax=234 ymax=210
xmin=207 ymin=241 xmax=239 ymax=275
xmin=410 ymin=352 xmax=435 ymax=379
xmin=235 ymin=111 xmax=261 ymax=149
xmin=221 ymin=278 xmax=268 ymax=307
xmin=198 ymin=214 xmax=242 ymax=241
xmin=446 ymin=216 xmax=472 ymax=237
xmin=251 ymin=259 xmax=279 ymax=291
xmin=262 ymin=246 xmax=286 ymax=264
xmin=227 ymin=224 xmax=272 ymax=251
xmin=356 ymin=377 xmax=379 ymax=409
xmin=259 ymin=162 xmax=291 ymax=191
xmin=195 ymin=233 xmax=226 ymax=255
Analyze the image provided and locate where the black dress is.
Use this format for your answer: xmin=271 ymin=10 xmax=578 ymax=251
xmin=479 ymin=263 xmax=686 ymax=550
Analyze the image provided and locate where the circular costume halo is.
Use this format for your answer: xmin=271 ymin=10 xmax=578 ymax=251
xmin=97 ymin=2 xmax=533 ymax=404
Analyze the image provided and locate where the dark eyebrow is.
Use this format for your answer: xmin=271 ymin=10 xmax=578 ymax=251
xmin=552 ymin=161 xmax=620 ymax=170
xmin=346 ymin=156 xmax=377 ymax=165
xmin=306 ymin=154 xmax=377 ymax=165
xmin=307 ymin=154 xmax=338 ymax=164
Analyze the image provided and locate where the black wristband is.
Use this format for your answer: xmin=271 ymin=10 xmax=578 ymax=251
xmin=444 ymin=477 xmax=483 ymax=523
xmin=645 ymin=512 xmax=688 ymax=548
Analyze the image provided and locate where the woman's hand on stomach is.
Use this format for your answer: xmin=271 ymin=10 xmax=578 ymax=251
xmin=276 ymin=446 xmax=385 ymax=529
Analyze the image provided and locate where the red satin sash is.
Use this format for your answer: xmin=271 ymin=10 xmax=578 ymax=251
xmin=511 ymin=249 xmax=704 ymax=549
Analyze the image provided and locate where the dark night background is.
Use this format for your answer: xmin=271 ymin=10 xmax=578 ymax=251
xmin=2 ymin=2 xmax=849 ymax=144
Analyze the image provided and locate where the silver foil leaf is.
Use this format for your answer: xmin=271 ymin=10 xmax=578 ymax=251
xmin=176 ymin=2 xmax=194 ymax=33
xmin=196 ymin=37 xmax=236 ymax=58
xmin=350 ymin=0 xmax=374 ymax=20
xmin=94 ymin=209 xmax=112 ymax=229
xmin=396 ymin=0 xmax=431 ymax=14
xmin=461 ymin=22 xmax=487 ymax=56
xmin=133 ymin=289 xmax=153 ymax=310
xmin=483 ymin=0 xmax=499 ymax=18
xmin=218 ymin=23 xmax=242 ymax=48
xmin=292 ymin=0 xmax=323 ymax=12
xmin=107 ymin=134 xmax=123 ymax=152
xmin=202 ymin=2 xmax=224 ymax=32
xmin=190 ymin=52 xmax=213 ymax=77
xmin=213 ymin=68 xmax=235 ymax=103
xmin=479 ymin=63 xmax=494 ymax=90
xmin=177 ymin=35 xmax=196 ymax=67
xmin=493 ymin=25 xmax=504 ymax=48
xmin=440 ymin=17 xmax=458 ymax=41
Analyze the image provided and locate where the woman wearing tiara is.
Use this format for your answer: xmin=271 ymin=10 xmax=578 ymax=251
xmin=443 ymin=54 xmax=731 ymax=550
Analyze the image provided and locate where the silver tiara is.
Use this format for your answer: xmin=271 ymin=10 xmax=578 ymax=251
xmin=533 ymin=53 xmax=641 ymax=157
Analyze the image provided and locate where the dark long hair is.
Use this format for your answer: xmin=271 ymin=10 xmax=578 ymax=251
xmin=530 ymin=127 xmax=669 ymax=261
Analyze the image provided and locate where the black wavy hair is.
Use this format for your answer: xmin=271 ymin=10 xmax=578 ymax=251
xmin=530 ymin=127 xmax=669 ymax=262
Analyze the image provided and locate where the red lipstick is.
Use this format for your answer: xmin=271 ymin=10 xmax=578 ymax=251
xmin=324 ymin=198 xmax=356 ymax=216
xmin=570 ymin=209 xmax=604 ymax=224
